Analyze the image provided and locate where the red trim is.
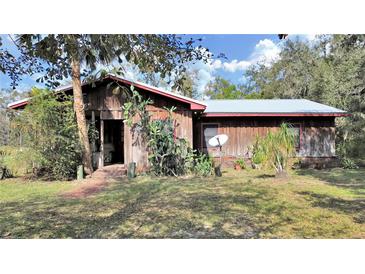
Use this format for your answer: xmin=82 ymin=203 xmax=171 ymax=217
xmin=202 ymin=112 xmax=350 ymax=117
xmin=106 ymin=75 xmax=206 ymax=111
xmin=8 ymin=75 xmax=207 ymax=111
xmin=8 ymin=101 xmax=29 ymax=109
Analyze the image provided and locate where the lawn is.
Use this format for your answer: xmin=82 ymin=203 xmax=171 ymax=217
xmin=0 ymin=168 xmax=364 ymax=238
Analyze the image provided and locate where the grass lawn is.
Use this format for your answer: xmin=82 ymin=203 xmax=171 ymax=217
xmin=0 ymin=168 xmax=364 ymax=238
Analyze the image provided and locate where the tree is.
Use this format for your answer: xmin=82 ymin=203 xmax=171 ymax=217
xmin=205 ymin=76 xmax=243 ymax=99
xmin=8 ymin=88 xmax=81 ymax=179
xmin=0 ymin=36 xmax=42 ymax=88
xmin=0 ymin=89 xmax=28 ymax=146
xmin=3 ymin=35 xmax=210 ymax=174
xmin=205 ymin=76 xmax=263 ymax=99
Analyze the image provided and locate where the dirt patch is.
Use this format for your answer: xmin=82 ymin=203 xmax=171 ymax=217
xmin=61 ymin=177 xmax=110 ymax=199
xmin=60 ymin=164 xmax=126 ymax=199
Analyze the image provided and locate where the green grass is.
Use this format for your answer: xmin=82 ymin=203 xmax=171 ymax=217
xmin=0 ymin=168 xmax=364 ymax=238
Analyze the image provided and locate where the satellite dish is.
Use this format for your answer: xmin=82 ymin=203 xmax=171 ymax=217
xmin=208 ymin=134 xmax=228 ymax=147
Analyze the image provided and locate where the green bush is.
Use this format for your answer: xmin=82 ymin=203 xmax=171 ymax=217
xmin=194 ymin=153 xmax=214 ymax=176
xmin=341 ymin=157 xmax=359 ymax=169
xmin=0 ymin=146 xmax=42 ymax=177
xmin=147 ymin=118 xmax=187 ymax=176
xmin=9 ymin=88 xmax=82 ymax=180
xmin=123 ymin=89 xmax=214 ymax=177
xmin=251 ymin=139 xmax=265 ymax=165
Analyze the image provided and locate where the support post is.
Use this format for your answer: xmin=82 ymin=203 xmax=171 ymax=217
xmin=91 ymin=111 xmax=96 ymax=152
xmin=100 ymin=119 xmax=104 ymax=168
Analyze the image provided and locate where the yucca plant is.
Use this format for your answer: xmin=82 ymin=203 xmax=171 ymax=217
xmin=252 ymin=123 xmax=296 ymax=176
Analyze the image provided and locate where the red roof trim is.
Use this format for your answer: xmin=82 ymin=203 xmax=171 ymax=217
xmin=202 ymin=112 xmax=350 ymax=117
xmin=8 ymin=75 xmax=207 ymax=111
xmin=105 ymin=75 xmax=206 ymax=111
xmin=8 ymin=101 xmax=29 ymax=109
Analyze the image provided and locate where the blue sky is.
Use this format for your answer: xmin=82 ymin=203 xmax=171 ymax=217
xmin=0 ymin=34 xmax=314 ymax=95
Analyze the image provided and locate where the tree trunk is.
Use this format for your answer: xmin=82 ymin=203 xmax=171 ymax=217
xmin=71 ymin=57 xmax=93 ymax=175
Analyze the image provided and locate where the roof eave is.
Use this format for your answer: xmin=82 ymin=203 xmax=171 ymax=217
xmin=7 ymin=100 xmax=29 ymax=109
xmin=202 ymin=112 xmax=350 ymax=117
xmin=7 ymin=75 xmax=207 ymax=111
xmin=105 ymin=75 xmax=206 ymax=111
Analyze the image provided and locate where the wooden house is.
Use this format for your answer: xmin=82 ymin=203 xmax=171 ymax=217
xmin=8 ymin=75 xmax=349 ymax=171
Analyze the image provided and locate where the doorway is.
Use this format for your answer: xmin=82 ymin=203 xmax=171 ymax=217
xmin=103 ymin=120 xmax=124 ymax=165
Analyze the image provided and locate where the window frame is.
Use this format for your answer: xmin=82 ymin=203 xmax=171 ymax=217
xmin=289 ymin=122 xmax=303 ymax=153
xmin=201 ymin=123 xmax=220 ymax=149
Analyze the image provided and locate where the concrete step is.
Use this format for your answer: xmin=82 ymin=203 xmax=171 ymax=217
xmin=92 ymin=164 xmax=127 ymax=179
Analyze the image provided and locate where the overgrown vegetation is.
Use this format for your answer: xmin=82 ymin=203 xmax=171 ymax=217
xmin=252 ymin=123 xmax=296 ymax=176
xmin=1 ymin=35 xmax=212 ymax=175
xmin=6 ymin=88 xmax=82 ymax=180
xmin=122 ymin=87 xmax=213 ymax=177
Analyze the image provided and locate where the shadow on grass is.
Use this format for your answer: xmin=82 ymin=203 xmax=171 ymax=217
xmin=0 ymin=175 xmax=293 ymax=239
xmin=297 ymin=168 xmax=365 ymax=195
xmin=256 ymin=174 xmax=276 ymax=179
xmin=298 ymin=191 xmax=365 ymax=224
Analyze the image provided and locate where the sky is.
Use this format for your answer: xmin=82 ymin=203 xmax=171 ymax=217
xmin=0 ymin=34 xmax=315 ymax=96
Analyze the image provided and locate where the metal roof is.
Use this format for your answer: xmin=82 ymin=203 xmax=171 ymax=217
xmin=202 ymin=99 xmax=347 ymax=115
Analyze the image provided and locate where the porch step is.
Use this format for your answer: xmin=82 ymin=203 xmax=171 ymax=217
xmin=92 ymin=164 xmax=127 ymax=179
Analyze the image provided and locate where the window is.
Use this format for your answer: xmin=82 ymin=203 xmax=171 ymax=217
xmin=202 ymin=123 xmax=218 ymax=148
xmin=289 ymin=123 xmax=302 ymax=152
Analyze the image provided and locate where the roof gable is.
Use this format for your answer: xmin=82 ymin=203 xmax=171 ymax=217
xmin=7 ymin=74 xmax=207 ymax=111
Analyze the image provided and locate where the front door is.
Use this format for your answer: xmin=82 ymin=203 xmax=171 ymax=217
xmin=103 ymin=120 xmax=124 ymax=164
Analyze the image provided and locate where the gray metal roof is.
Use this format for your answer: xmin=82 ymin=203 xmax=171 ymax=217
xmin=203 ymin=99 xmax=347 ymax=114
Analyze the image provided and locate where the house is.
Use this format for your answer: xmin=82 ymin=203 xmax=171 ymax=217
xmin=8 ymin=75 xmax=349 ymax=171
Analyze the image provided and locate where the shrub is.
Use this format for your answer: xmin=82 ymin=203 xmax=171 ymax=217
xmin=9 ymin=88 xmax=82 ymax=180
xmin=341 ymin=157 xmax=359 ymax=169
xmin=0 ymin=146 xmax=42 ymax=177
xmin=251 ymin=139 xmax=265 ymax=165
xmin=123 ymin=88 xmax=214 ymax=177
xmin=147 ymin=117 xmax=195 ymax=176
xmin=194 ymin=153 xmax=214 ymax=176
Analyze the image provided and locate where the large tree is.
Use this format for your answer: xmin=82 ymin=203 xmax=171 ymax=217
xmin=204 ymin=76 xmax=263 ymax=99
xmin=2 ymin=35 xmax=210 ymax=174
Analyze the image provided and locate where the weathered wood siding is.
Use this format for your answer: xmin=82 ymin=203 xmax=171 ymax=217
xmin=83 ymin=81 xmax=194 ymax=171
xmin=194 ymin=116 xmax=336 ymax=158
xmin=127 ymin=92 xmax=193 ymax=172
xmin=301 ymin=120 xmax=336 ymax=157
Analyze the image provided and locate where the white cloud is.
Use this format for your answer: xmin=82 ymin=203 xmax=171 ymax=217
xmin=250 ymin=38 xmax=281 ymax=65
xmin=210 ymin=59 xmax=222 ymax=70
xmin=222 ymin=59 xmax=251 ymax=72
xmin=182 ymin=38 xmax=282 ymax=97
xmin=288 ymin=34 xmax=320 ymax=44
xmin=206 ymin=38 xmax=281 ymax=74
xmin=303 ymin=34 xmax=317 ymax=41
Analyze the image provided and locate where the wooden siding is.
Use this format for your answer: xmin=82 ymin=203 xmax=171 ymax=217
xmin=194 ymin=116 xmax=336 ymax=158
xmin=83 ymin=81 xmax=194 ymax=172
xmin=128 ymin=95 xmax=193 ymax=172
